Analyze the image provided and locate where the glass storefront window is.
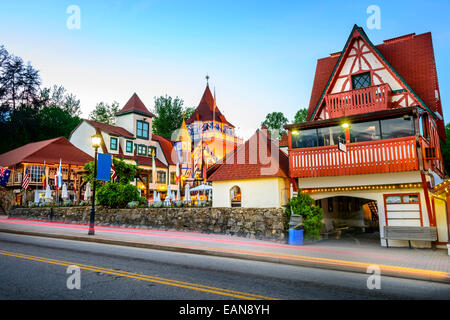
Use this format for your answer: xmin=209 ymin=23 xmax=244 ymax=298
xmin=386 ymin=196 xmax=402 ymax=204
xmin=380 ymin=116 xmax=414 ymax=139
xmin=350 ymin=121 xmax=381 ymax=143
xmin=402 ymin=195 xmax=419 ymax=203
xmin=317 ymin=125 xmax=346 ymax=146
xmin=291 ymin=128 xmax=318 ymax=148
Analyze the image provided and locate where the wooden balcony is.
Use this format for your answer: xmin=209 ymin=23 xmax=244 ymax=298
xmin=289 ymin=137 xmax=418 ymax=178
xmin=325 ymin=83 xmax=392 ymax=118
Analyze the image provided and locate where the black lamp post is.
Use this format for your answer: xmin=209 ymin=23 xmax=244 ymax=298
xmin=88 ymin=134 xmax=101 ymax=235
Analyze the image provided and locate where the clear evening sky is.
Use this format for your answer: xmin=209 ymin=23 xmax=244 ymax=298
xmin=1 ymin=0 xmax=449 ymax=139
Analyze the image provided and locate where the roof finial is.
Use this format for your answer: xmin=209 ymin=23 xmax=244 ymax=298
xmin=206 ymin=74 xmax=210 ymax=84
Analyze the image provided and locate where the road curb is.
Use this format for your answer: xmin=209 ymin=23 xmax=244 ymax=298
xmin=0 ymin=228 xmax=448 ymax=284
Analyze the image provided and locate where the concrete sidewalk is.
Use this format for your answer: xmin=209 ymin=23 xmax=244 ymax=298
xmin=0 ymin=216 xmax=449 ymax=284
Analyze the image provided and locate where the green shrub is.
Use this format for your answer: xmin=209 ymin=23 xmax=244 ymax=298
xmin=286 ymin=193 xmax=323 ymax=240
xmin=96 ymin=182 xmax=140 ymax=208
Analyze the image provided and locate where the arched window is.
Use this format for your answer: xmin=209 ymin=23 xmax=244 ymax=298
xmin=230 ymin=186 xmax=241 ymax=207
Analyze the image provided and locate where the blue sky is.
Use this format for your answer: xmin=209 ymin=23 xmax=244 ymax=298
xmin=1 ymin=0 xmax=449 ymax=139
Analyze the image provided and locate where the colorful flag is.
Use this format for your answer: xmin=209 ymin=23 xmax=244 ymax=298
xmin=42 ymin=161 xmax=46 ymax=189
xmin=111 ymin=164 xmax=117 ymax=181
xmin=54 ymin=172 xmax=59 ymax=192
xmin=152 ymin=153 xmax=156 ymax=182
xmin=22 ymin=167 xmax=30 ymax=190
xmin=58 ymin=159 xmax=63 ymax=189
xmin=175 ymin=161 xmax=180 ymax=183
xmin=0 ymin=167 xmax=11 ymax=187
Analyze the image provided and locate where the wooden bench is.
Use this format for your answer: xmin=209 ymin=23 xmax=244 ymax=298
xmin=383 ymin=226 xmax=437 ymax=249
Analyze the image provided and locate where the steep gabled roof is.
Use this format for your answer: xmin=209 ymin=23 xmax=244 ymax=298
xmin=306 ymin=25 xmax=445 ymax=140
xmin=151 ymin=134 xmax=176 ymax=165
xmin=0 ymin=137 xmax=93 ymax=167
xmin=186 ymin=84 xmax=234 ymax=127
xmin=116 ymin=93 xmax=155 ymax=118
xmin=84 ymin=119 xmax=135 ymax=139
xmin=209 ymin=128 xmax=289 ymax=181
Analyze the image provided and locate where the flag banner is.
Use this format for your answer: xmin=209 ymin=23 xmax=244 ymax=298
xmin=57 ymin=159 xmax=63 ymax=189
xmin=22 ymin=168 xmax=30 ymax=190
xmin=0 ymin=167 xmax=11 ymax=187
xmin=97 ymin=153 xmax=112 ymax=181
xmin=111 ymin=164 xmax=117 ymax=181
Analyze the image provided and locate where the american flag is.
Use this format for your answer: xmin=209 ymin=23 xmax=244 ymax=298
xmin=111 ymin=164 xmax=117 ymax=181
xmin=22 ymin=168 xmax=30 ymax=190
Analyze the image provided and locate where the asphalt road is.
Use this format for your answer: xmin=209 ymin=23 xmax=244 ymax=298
xmin=0 ymin=232 xmax=448 ymax=300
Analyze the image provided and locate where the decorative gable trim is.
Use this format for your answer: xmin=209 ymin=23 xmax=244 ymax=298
xmin=308 ymin=25 xmax=438 ymax=121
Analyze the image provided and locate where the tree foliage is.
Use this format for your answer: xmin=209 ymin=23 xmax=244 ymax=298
xmin=285 ymin=193 xmax=324 ymax=240
xmin=0 ymin=45 xmax=82 ymax=154
xmin=262 ymin=111 xmax=288 ymax=139
xmin=88 ymin=101 xmax=120 ymax=125
xmin=293 ymin=108 xmax=308 ymax=124
xmin=152 ymin=95 xmax=192 ymax=139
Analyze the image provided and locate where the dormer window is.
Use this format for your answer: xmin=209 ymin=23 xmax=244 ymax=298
xmin=126 ymin=140 xmax=133 ymax=153
xmin=352 ymin=72 xmax=371 ymax=89
xmin=110 ymin=137 xmax=118 ymax=151
xmin=137 ymin=144 xmax=147 ymax=156
xmin=137 ymin=120 xmax=149 ymax=140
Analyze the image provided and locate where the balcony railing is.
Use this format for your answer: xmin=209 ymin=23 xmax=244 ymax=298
xmin=289 ymin=136 xmax=418 ymax=178
xmin=325 ymin=83 xmax=392 ymax=118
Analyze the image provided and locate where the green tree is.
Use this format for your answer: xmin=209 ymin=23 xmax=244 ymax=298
xmin=262 ymin=112 xmax=288 ymax=139
xmin=39 ymin=85 xmax=81 ymax=117
xmin=442 ymin=123 xmax=450 ymax=176
xmin=184 ymin=106 xmax=195 ymax=121
xmin=37 ymin=106 xmax=81 ymax=141
xmin=293 ymin=108 xmax=308 ymax=124
xmin=88 ymin=101 xmax=120 ymax=125
xmin=152 ymin=95 xmax=192 ymax=139
xmin=0 ymin=45 xmax=82 ymax=153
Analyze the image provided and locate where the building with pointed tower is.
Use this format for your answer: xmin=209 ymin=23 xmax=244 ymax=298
xmin=176 ymin=77 xmax=243 ymax=184
xmin=284 ymin=25 xmax=448 ymax=249
xmin=70 ymin=93 xmax=179 ymax=201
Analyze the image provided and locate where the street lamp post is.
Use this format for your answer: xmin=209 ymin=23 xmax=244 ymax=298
xmin=89 ymin=134 xmax=101 ymax=235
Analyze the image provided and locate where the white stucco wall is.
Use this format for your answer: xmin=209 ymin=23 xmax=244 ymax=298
xmin=212 ymin=177 xmax=288 ymax=208
xmin=69 ymin=121 xmax=97 ymax=157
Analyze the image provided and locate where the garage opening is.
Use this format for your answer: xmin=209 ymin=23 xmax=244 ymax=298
xmin=316 ymin=196 xmax=379 ymax=241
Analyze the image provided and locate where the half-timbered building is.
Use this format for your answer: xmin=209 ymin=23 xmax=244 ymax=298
xmin=285 ymin=25 xmax=448 ymax=248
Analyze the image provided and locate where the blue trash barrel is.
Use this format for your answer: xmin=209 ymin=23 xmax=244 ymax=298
xmin=289 ymin=228 xmax=304 ymax=245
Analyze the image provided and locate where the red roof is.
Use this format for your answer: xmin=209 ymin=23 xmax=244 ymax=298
xmin=186 ymin=84 xmax=234 ymax=127
xmin=85 ymin=119 xmax=134 ymax=139
xmin=151 ymin=134 xmax=176 ymax=165
xmin=209 ymin=128 xmax=289 ymax=181
xmin=116 ymin=93 xmax=155 ymax=118
xmin=306 ymin=28 xmax=445 ymax=140
xmin=0 ymin=137 xmax=93 ymax=167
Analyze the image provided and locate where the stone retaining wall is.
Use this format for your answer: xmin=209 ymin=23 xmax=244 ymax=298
xmin=8 ymin=206 xmax=287 ymax=240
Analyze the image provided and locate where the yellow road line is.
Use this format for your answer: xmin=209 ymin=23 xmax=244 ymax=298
xmin=0 ymin=250 xmax=278 ymax=300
